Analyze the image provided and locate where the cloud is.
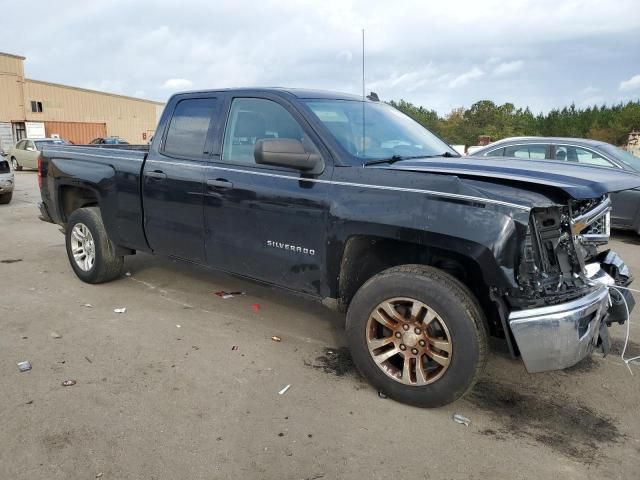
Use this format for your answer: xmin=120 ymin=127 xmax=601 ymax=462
xmin=580 ymin=86 xmax=600 ymax=95
xmin=162 ymin=78 xmax=193 ymax=90
xmin=448 ymin=67 xmax=484 ymax=88
xmin=1 ymin=0 xmax=639 ymax=114
xmin=493 ymin=60 xmax=524 ymax=76
xmin=620 ymin=74 xmax=640 ymax=91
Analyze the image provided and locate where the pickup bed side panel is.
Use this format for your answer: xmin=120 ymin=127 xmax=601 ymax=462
xmin=41 ymin=146 xmax=150 ymax=252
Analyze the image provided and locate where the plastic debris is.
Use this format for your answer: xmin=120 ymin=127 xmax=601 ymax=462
xmin=252 ymin=303 xmax=261 ymax=312
xmin=176 ymin=324 xmax=181 ymax=328
xmin=378 ymin=391 xmax=387 ymax=399
xmin=214 ymin=290 xmax=245 ymax=299
xmin=61 ymin=379 xmax=76 ymax=387
xmin=278 ymin=384 xmax=291 ymax=395
xmin=125 ymin=271 xmax=131 ymax=277
xmin=452 ymin=413 xmax=471 ymax=426
xmin=17 ymin=361 xmax=32 ymax=372
xmin=51 ymin=332 xmax=62 ymax=339
xmin=271 ymin=336 xmax=282 ymax=342
xmin=231 ymin=345 xmax=239 ymax=351
xmin=96 ymin=473 xmax=103 ymax=479
xmin=113 ymin=307 xmax=126 ymax=314
xmin=83 ymin=303 xmax=93 ymax=308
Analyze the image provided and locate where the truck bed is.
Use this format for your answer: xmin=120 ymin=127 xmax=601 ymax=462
xmin=39 ymin=144 xmax=150 ymax=252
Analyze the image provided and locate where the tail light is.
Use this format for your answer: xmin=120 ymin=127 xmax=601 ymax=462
xmin=37 ymin=154 xmax=43 ymax=189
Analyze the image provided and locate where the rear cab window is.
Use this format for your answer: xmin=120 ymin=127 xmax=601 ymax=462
xmin=554 ymin=145 xmax=614 ymax=167
xmin=162 ymin=97 xmax=217 ymax=159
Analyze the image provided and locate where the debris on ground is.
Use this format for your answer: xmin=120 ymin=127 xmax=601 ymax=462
xmin=84 ymin=356 xmax=93 ymax=364
xmin=50 ymin=332 xmax=62 ymax=339
xmin=25 ymin=400 xmax=33 ymax=405
xmin=378 ymin=391 xmax=387 ymax=399
xmin=214 ymin=290 xmax=245 ymax=299
xmin=176 ymin=324 xmax=181 ymax=328
xmin=271 ymin=336 xmax=282 ymax=342
xmin=96 ymin=473 xmax=103 ymax=479
xmin=125 ymin=271 xmax=131 ymax=277
xmin=17 ymin=361 xmax=32 ymax=372
xmin=231 ymin=345 xmax=239 ymax=351
xmin=252 ymin=303 xmax=261 ymax=312
xmin=61 ymin=380 xmax=76 ymax=387
xmin=0 ymin=258 xmax=22 ymax=264
xmin=113 ymin=307 xmax=126 ymax=314
xmin=278 ymin=384 xmax=291 ymax=395
xmin=452 ymin=413 xmax=471 ymax=426
xmin=83 ymin=303 xmax=93 ymax=308
xmin=21 ymin=336 xmax=28 ymax=340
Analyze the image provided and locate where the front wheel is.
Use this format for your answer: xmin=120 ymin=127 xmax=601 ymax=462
xmin=0 ymin=192 xmax=12 ymax=204
xmin=346 ymin=265 xmax=488 ymax=407
xmin=10 ymin=157 xmax=22 ymax=171
xmin=65 ymin=207 xmax=124 ymax=283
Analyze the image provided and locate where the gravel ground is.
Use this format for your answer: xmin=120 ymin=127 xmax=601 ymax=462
xmin=1 ymin=171 xmax=639 ymax=479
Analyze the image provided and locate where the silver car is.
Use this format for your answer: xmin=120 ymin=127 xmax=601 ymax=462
xmin=8 ymin=138 xmax=67 ymax=171
xmin=0 ymin=156 xmax=14 ymax=204
xmin=471 ymin=136 xmax=640 ymax=233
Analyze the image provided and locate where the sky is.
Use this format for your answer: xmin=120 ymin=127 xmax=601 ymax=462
xmin=2 ymin=0 xmax=640 ymax=114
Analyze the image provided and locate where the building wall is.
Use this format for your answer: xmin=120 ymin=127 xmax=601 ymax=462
xmin=0 ymin=52 xmax=164 ymax=144
xmin=24 ymin=80 xmax=162 ymax=143
xmin=0 ymin=53 xmax=26 ymax=122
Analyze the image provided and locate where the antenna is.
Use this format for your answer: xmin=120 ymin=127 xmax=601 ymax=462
xmin=362 ymin=28 xmax=365 ymax=157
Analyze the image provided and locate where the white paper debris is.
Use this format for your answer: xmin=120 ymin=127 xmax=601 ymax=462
xmin=113 ymin=307 xmax=127 ymax=314
xmin=278 ymin=384 xmax=291 ymax=395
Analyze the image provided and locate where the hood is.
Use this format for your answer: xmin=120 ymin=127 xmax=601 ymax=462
xmin=386 ymin=156 xmax=640 ymax=199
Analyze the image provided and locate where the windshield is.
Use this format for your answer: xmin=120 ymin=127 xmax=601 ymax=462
xmin=601 ymin=144 xmax=640 ymax=172
xmin=35 ymin=139 xmax=67 ymax=149
xmin=304 ymin=100 xmax=456 ymax=161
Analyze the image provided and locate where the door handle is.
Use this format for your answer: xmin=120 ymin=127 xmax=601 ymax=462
xmin=207 ymin=179 xmax=233 ymax=189
xmin=146 ymin=170 xmax=167 ymax=180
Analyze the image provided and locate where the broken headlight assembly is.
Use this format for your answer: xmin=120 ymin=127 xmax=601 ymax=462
xmin=515 ymin=196 xmax=611 ymax=307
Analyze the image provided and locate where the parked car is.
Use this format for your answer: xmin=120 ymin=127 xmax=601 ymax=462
xmin=8 ymin=138 xmax=67 ymax=171
xmin=470 ymin=137 xmax=640 ymax=232
xmin=89 ymin=136 xmax=129 ymax=145
xmin=0 ymin=156 xmax=14 ymax=203
xmin=37 ymin=88 xmax=639 ymax=407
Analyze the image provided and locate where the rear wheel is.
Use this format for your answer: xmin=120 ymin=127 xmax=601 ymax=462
xmin=10 ymin=157 xmax=22 ymax=171
xmin=65 ymin=207 xmax=123 ymax=283
xmin=346 ymin=265 xmax=488 ymax=407
xmin=0 ymin=192 xmax=12 ymax=204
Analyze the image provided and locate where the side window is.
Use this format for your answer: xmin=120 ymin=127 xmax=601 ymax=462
xmin=504 ymin=145 xmax=531 ymax=159
xmin=222 ymin=98 xmax=312 ymax=164
xmin=486 ymin=147 xmax=504 ymax=156
xmin=26 ymin=141 xmax=35 ymax=150
xmin=16 ymin=140 xmax=25 ymax=150
xmin=163 ymin=98 xmax=216 ymax=158
xmin=574 ymin=146 xmax=613 ymax=167
xmin=528 ymin=145 xmax=547 ymax=159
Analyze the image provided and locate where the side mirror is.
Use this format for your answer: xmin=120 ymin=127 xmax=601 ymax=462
xmin=254 ymin=139 xmax=323 ymax=173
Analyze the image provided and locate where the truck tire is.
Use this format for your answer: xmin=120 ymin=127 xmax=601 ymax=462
xmin=65 ymin=207 xmax=124 ymax=283
xmin=346 ymin=265 xmax=488 ymax=407
xmin=10 ymin=157 xmax=22 ymax=171
xmin=0 ymin=192 xmax=12 ymax=204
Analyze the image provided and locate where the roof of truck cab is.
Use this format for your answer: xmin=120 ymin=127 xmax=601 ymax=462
xmin=175 ymin=87 xmax=366 ymax=101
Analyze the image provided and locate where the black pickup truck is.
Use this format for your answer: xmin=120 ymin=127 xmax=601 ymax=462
xmin=38 ymin=88 xmax=639 ymax=407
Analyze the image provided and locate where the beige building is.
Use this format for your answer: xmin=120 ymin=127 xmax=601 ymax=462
xmin=0 ymin=52 xmax=164 ymax=150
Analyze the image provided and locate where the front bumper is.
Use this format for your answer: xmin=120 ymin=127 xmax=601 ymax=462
xmin=0 ymin=173 xmax=14 ymax=194
xmin=509 ymin=286 xmax=610 ymax=373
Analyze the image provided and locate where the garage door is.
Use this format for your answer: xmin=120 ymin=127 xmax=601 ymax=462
xmin=44 ymin=122 xmax=107 ymax=145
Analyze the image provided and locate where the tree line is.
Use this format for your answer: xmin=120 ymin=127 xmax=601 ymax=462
xmin=388 ymin=99 xmax=640 ymax=147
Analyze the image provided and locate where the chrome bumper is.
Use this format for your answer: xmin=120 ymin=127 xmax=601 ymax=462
xmin=509 ymin=286 xmax=610 ymax=373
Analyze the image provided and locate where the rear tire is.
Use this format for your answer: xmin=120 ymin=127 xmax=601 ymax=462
xmin=10 ymin=157 xmax=22 ymax=171
xmin=0 ymin=192 xmax=12 ymax=204
xmin=346 ymin=265 xmax=488 ymax=407
xmin=65 ymin=207 xmax=123 ymax=283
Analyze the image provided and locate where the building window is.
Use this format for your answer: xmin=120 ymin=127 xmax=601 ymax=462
xmin=30 ymin=101 xmax=43 ymax=113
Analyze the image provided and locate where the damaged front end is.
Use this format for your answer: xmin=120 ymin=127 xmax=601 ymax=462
xmin=505 ymin=196 xmax=635 ymax=373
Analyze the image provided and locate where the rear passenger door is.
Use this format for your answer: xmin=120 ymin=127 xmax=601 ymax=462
xmin=203 ymin=94 xmax=333 ymax=296
xmin=142 ymin=95 xmax=220 ymax=262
